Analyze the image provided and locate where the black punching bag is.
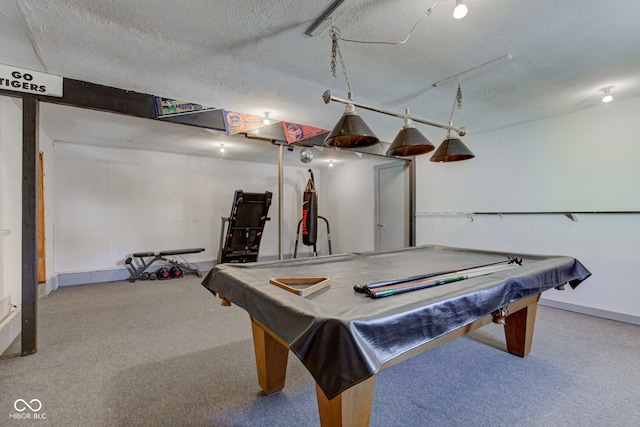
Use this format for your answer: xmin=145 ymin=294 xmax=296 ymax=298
xmin=302 ymin=169 xmax=318 ymax=246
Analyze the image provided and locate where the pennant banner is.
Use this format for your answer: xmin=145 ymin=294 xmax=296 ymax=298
xmin=283 ymin=122 xmax=329 ymax=144
xmin=223 ymin=110 xmax=266 ymax=135
xmin=154 ymin=97 xmax=217 ymax=118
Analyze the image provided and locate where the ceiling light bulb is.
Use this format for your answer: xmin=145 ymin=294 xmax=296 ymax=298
xmin=329 ymin=160 xmax=334 ymax=168
xmin=219 ymin=144 xmax=225 ymax=153
xmin=601 ymin=88 xmax=613 ymax=103
xmin=453 ymin=0 xmax=468 ymax=19
xmin=263 ymin=112 xmax=271 ymax=125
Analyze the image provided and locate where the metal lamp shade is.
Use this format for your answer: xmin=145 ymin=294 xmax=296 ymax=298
xmin=430 ymin=137 xmax=475 ymax=162
xmin=386 ymin=127 xmax=435 ymax=157
xmin=325 ymin=110 xmax=379 ymax=148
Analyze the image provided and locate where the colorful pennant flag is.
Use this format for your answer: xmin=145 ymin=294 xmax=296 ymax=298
xmin=154 ymin=97 xmax=217 ymax=118
xmin=283 ymin=122 xmax=329 ymax=144
xmin=222 ymin=110 xmax=267 ymax=135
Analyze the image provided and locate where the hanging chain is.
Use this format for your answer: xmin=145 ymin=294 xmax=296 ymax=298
xmin=448 ymin=80 xmax=463 ymax=123
xmin=330 ymin=26 xmax=353 ymax=98
xmin=330 ymin=28 xmax=338 ymax=77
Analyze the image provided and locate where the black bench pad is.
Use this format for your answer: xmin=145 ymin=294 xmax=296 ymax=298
xmin=159 ymin=248 xmax=205 ymax=256
xmin=133 ymin=248 xmax=204 ymax=258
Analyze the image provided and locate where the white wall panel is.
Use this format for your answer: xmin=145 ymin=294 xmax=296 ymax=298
xmin=415 ymin=97 xmax=640 ymax=321
xmin=319 ymin=156 xmax=395 ymax=255
xmin=0 ymin=97 xmax=23 ymax=305
xmin=53 ymin=142 xmax=312 ymax=273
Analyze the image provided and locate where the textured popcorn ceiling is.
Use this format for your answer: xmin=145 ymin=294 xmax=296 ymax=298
xmin=1 ymin=0 xmax=639 ymax=164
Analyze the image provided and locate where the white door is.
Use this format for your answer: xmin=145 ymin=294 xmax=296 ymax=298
xmin=375 ymin=161 xmax=409 ymax=250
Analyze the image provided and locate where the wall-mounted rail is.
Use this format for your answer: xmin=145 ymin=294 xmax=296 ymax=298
xmin=416 ymin=211 xmax=640 ymax=222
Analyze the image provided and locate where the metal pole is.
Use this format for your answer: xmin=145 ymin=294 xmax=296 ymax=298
xmin=278 ymin=144 xmax=283 ymax=260
xmin=22 ymin=96 xmax=39 ymax=356
xmin=322 ymin=90 xmax=467 ymax=136
xmin=408 ymin=159 xmax=416 ymax=247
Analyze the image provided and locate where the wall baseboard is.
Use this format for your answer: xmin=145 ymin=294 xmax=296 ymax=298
xmin=0 ymin=306 xmax=20 ymax=355
xmin=52 ymin=255 xmax=301 ymax=288
xmin=540 ymin=298 xmax=640 ymax=326
xmin=55 ymin=260 xmax=216 ymax=287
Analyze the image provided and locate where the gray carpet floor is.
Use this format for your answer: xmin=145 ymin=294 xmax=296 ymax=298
xmin=1 ymin=275 xmax=639 ymax=426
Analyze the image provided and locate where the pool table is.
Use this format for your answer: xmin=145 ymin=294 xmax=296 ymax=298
xmin=202 ymin=245 xmax=590 ymax=426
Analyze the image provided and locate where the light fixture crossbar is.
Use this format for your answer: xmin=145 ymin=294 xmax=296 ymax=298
xmin=322 ymin=90 xmax=467 ymax=136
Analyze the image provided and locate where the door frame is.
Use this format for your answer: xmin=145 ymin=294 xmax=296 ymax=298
xmin=38 ymin=151 xmax=46 ymax=283
xmin=374 ymin=159 xmax=415 ymax=250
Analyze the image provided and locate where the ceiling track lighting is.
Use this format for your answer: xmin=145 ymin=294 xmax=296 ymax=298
xmin=307 ymin=0 xmax=470 ymax=41
xmin=601 ymin=87 xmax=613 ymax=103
xmin=432 ymin=55 xmax=512 ymax=88
xmin=263 ymin=112 xmax=271 ymax=125
xmin=453 ymin=0 xmax=468 ymax=19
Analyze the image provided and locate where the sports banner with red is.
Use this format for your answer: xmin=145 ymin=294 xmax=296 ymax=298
xmin=283 ymin=122 xmax=329 ymax=144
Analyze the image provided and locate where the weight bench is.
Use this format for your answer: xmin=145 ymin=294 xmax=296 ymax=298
xmin=125 ymin=247 xmax=205 ymax=282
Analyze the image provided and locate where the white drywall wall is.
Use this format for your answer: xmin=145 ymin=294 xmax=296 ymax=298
xmin=415 ymin=97 xmax=640 ymax=320
xmin=52 ymin=142 xmax=317 ymax=273
xmin=0 ymin=97 xmax=23 ymax=307
xmin=319 ymin=156 xmax=396 ymax=254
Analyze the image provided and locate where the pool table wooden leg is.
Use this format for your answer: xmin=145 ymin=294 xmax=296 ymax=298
xmin=250 ymin=316 xmax=289 ymax=395
xmin=315 ymin=375 xmax=376 ymax=427
xmin=503 ymin=294 xmax=540 ymax=357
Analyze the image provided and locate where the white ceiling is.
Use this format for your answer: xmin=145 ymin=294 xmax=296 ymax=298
xmin=1 ymin=0 xmax=639 ymax=166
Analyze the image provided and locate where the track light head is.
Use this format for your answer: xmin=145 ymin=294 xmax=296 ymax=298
xmin=453 ymin=0 xmax=468 ymax=19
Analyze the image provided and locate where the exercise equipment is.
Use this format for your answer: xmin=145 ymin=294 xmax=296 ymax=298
xmin=156 ymin=267 xmax=170 ymax=280
xmin=294 ymin=170 xmax=332 ymax=258
xmin=302 ymin=170 xmax=318 ymax=246
xmin=170 ymin=266 xmax=183 ymax=278
xmin=218 ymin=190 xmax=272 ymax=263
xmin=125 ymin=247 xmax=204 ymax=282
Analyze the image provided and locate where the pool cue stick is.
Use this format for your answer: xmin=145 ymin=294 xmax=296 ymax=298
xmin=354 ymin=257 xmax=522 ymax=293
xmin=367 ymin=262 xmax=518 ymax=295
xmin=367 ymin=262 xmax=521 ymax=298
xmin=368 ymin=262 xmax=519 ymax=294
